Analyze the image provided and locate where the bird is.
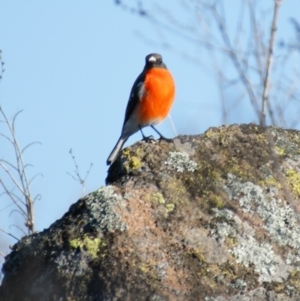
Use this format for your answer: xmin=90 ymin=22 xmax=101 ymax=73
xmin=106 ymin=53 xmax=176 ymax=166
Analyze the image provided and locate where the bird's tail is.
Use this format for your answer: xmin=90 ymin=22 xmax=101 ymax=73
xmin=106 ymin=137 xmax=127 ymax=166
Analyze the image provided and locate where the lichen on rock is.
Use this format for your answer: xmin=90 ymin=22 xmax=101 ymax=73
xmin=2 ymin=124 xmax=300 ymax=301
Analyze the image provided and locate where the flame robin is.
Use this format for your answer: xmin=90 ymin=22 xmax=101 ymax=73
xmin=106 ymin=53 xmax=175 ymax=166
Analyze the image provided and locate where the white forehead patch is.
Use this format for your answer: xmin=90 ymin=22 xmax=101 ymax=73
xmin=148 ymin=56 xmax=156 ymax=62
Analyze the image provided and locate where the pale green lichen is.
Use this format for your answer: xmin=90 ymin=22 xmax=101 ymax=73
xmin=259 ymin=175 xmax=281 ymax=189
xmin=128 ymin=156 xmax=142 ymax=169
xmin=122 ymin=148 xmax=142 ymax=170
xmin=285 ymin=169 xmax=300 ymax=197
xmin=165 ymin=203 xmax=175 ymax=212
xmin=69 ymin=235 xmax=106 ymax=259
xmin=275 ymin=146 xmax=285 ymax=156
xmin=165 ymin=151 xmax=198 ymax=173
xmin=152 ymin=192 xmax=165 ymax=204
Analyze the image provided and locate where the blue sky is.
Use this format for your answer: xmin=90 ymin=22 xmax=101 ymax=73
xmin=0 ymin=0 xmax=299 ymax=263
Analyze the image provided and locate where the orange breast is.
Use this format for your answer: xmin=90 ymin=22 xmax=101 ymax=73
xmin=137 ymin=68 xmax=175 ymax=125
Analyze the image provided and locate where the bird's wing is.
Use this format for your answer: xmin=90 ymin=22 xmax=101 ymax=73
xmin=123 ymin=72 xmax=145 ymax=126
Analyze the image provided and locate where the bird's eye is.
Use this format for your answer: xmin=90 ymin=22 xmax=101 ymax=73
xmin=158 ymin=58 xmax=162 ymax=63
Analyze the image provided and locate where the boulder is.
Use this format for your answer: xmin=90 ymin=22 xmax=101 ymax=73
xmin=1 ymin=124 xmax=300 ymax=300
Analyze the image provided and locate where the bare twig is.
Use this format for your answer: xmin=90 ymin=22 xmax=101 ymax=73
xmin=203 ymin=22 xmax=229 ymax=124
xmin=9 ymin=224 xmax=26 ymax=236
xmin=0 ymin=228 xmax=19 ymax=241
xmin=0 ymin=202 xmax=14 ymax=213
xmin=249 ymin=0 xmax=264 ymax=82
xmin=260 ymin=0 xmax=281 ymax=126
xmin=0 ymin=178 xmax=28 ymax=216
xmin=116 ymin=0 xmax=300 ymax=128
xmin=208 ymin=3 xmax=261 ymax=119
xmin=0 ymin=50 xmax=5 ymax=82
xmin=67 ymin=149 xmax=93 ymax=196
xmin=115 ymin=0 xmax=231 ymax=53
xmin=0 ymin=108 xmax=39 ymax=235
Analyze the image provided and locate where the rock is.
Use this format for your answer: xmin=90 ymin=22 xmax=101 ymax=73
xmin=1 ymin=124 xmax=300 ymax=300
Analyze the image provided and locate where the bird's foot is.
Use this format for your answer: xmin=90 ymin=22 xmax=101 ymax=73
xmin=142 ymin=135 xmax=155 ymax=142
xmin=159 ymin=135 xmax=172 ymax=142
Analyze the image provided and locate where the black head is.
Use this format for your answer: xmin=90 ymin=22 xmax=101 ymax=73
xmin=144 ymin=53 xmax=167 ymax=69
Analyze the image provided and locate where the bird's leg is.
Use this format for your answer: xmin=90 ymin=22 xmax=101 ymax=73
xmin=151 ymin=126 xmax=172 ymax=142
xmin=139 ymin=126 xmax=154 ymax=142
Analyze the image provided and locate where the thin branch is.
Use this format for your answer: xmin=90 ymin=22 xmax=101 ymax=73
xmin=67 ymin=149 xmax=93 ymax=196
xmin=28 ymin=173 xmax=43 ymax=187
xmin=0 ymin=50 xmax=5 ymax=81
xmin=0 ymin=132 xmax=14 ymax=146
xmin=0 ymin=178 xmax=28 ymax=215
xmin=1 ymin=109 xmax=31 ymax=196
xmin=21 ymin=142 xmax=42 ymax=155
xmin=260 ymin=0 xmax=281 ymax=126
xmin=0 ymin=202 xmax=14 ymax=213
xmin=249 ymin=0 xmax=264 ymax=82
xmin=33 ymin=193 xmax=42 ymax=203
xmin=0 ymin=159 xmax=19 ymax=173
xmin=0 ymin=228 xmax=19 ymax=241
xmin=0 ymin=108 xmax=37 ymax=234
xmin=6 ymin=190 xmax=26 ymax=207
xmin=9 ymin=209 xmax=27 ymax=220
xmin=9 ymin=224 xmax=26 ymax=236
xmin=208 ymin=3 xmax=261 ymax=119
xmin=0 ymin=161 xmax=26 ymax=196
xmin=115 ymin=0 xmax=230 ymax=53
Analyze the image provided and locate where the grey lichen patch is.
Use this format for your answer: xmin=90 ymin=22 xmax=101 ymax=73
xmin=210 ymin=208 xmax=237 ymax=243
xmin=85 ymin=186 xmax=127 ymax=232
xmin=165 ymin=151 xmax=198 ymax=173
xmin=54 ymin=250 xmax=90 ymax=277
xmin=211 ymin=222 xmax=235 ymax=244
xmin=270 ymin=129 xmax=300 ymax=159
xmin=230 ymin=236 xmax=280 ymax=280
xmin=286 ymin=252 xmax=300 ymax=271
xmin=224 ymin=174 xmax=300 ymax=249
xmin=213 ymin=208 xmax=234 ymax=220
xmin=229 ymin=278 xmax=247 ymax=290
xmin=284 ymin=156 xmax=300 ymax=171
xmin=210 ymin=207 xmax=290 ymax=283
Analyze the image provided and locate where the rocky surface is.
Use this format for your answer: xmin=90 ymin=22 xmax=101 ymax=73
xmin=2 ymin=124 xmax=300 ymax=300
